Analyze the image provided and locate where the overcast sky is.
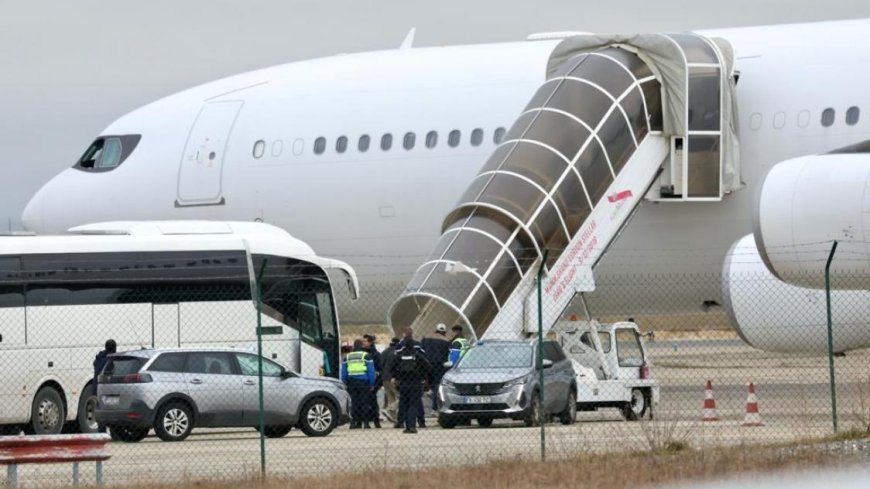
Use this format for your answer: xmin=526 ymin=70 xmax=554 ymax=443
xmin=2 ymin=0 xmax=870 ymax=230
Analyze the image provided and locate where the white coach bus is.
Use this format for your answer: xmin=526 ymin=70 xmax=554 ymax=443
xmin=0 ymin=221 xmax=358 ymax=434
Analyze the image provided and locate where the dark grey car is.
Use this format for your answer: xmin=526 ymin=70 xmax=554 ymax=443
xmin=95 ymin=348 xmax=350 ymax=442
xmin=437 ymin=340 xmax=576 ymax=428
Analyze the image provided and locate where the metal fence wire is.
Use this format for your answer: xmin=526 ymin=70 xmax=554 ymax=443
xmin=0 ymin=251 xmax=868 ymax=486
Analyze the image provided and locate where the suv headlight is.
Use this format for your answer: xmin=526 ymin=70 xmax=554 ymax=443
xmin=440 ymin=379 xmax=455 ymax=390
xmin=504 ymin=377 xmax=526 ymax=388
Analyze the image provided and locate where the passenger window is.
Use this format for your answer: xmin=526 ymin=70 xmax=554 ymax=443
xmin=470 ymin=128 xmax=484 ymax=146
xmin=598 ymin=332 xmax=611 ymax=353
xmin=185 ymin=352 xmax=235 ymax=375
xmin=149 ymin=353 xmax=186 ymax=373
xmin=615 ymin=329 xmax=643 ymax=367
xmin=381 ymin=133 xmax=393 ymax=151
xmin=846 ymin=106 xmax=860 ymax=126
xmin=235 ymin=353 xmax=283 ymax=377
xmin=314 ymin=137 xmax=326 ymax=154
xmin=494 ymin=127 xmax=506 ymax=144
xmin=821 ymin=108 xmax=835 ymax=127
xmin=425 ymin=131 xmax=438 ymax=149
xmin=271 ymin=140 xmax=283 ymax=157
xmin=403 ymin=132 xmax=416 ymax=150
xmin=336 ymin=136 xmax=348 ymax=154
xmin=358 ymin=135 xmax=371 ymax=152
xmin=448 ymin=130 xmax=461 ymax=148
xmin=253 ymin=140 xmax=266 ymax=158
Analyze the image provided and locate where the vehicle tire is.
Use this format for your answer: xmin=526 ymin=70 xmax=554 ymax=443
xmin=620 ymin=388 xmax=648 ymax=421
xmin=298 ymin=398 xmax=337 ymax=437
xmin=559 ymin=389 xmax=577 ymax=425
xmin=154 ymin=402 xmax=194 ymax=442
xmin=523 ymin=393 xmax=540 ymax=427
xmin=262 ymin=425 xmax=293 ymax=438
xmin=108 ymin=425 xmax=149 ymax=443
xmin=31 ymin=386 xmax=65 ymax=435
xmin=77 ymin=384 xmax=99 ymax=433
xmin=476 ymin=417 xmax=493 ymax=428
xmin=437 ymin=415 xmax=456 ymax=429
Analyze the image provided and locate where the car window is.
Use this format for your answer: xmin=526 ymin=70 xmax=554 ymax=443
xmin=459 ymin=344 xmax=532 ymax=369
xmin=104 ymin=356 xmax=146 ymax=376
xmin=616 ymin=329 xmax=644 ymax=367
xmin=185 ymin=352 xmax=235 ymax=375
xmin=542 ymin=342 xmax=565 ymax=362
xmin=598 ymin=332 xmax=612 ymax=353
xmin=148 ymin=352 xmax=186 ymax=373
xmin=235 ymin=353 xmax=283 ymax=377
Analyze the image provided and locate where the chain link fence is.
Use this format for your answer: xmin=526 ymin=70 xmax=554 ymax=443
xmin=1 ymin=250 xmax=868 ymax=486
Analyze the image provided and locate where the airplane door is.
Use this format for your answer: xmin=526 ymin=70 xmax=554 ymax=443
xmin=176 ymin=100 xmax=243 ymax=207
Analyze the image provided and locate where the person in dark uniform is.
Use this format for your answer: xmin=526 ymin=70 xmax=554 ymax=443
xmin=362 ymin=334 xmax=382 ymax=428
xmin=341 ymin=339 xmax=375 ymax=429
xmin=379 ymin=337 xmax=401 ymax=423
xmin=391 ymin=329 xmax=432 ymax=434
xmin=421 ymin=324 xmax=451 ymax=411
xmin=93 ymin=339 xmax=117 ymax=385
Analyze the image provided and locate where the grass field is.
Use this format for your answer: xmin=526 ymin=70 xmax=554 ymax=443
xmin=99 ymin=434 xmax=868 ymax=489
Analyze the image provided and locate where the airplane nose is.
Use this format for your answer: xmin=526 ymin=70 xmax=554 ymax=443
xmin=21 ymin=188 xmax=45 ymax=233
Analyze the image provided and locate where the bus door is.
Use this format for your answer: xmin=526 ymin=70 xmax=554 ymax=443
xmin=176 ymin=100 xmax=243 ymax=207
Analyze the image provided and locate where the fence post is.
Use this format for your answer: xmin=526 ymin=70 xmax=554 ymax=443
xmin=537 ymin=249 xmax=549 ymax=461
xmin=255 ymin=259 xmax=269 ymax=477
xmin=824 ymin=241 xmax=838 ymax=433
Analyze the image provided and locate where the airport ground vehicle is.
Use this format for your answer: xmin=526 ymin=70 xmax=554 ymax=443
xmin=0 ymin=221 xmax=357 ymax=435
xmin=96 ymin=347 xmax=350 ymax=442
xmin=552 ymin=319 xmax=659 ymax=420
xmin=437 ymin=340 xmax=576 ymax=428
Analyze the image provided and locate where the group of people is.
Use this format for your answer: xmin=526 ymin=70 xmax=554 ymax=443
xmin=340 ymin=323 xmax=470 ymax=434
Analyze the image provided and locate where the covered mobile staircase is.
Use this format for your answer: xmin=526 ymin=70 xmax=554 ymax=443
xmin=390 ymin=33 xmax=740 ymax=340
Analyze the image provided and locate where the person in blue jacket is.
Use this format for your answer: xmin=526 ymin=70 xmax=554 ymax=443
xmin=341 ymin=339 xmax=376 ymax=429
xmin=448 ymin=325 xmax=470 ymax=366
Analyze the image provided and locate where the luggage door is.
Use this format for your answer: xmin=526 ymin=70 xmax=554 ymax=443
xmin=176 ymin=100 xmax=243 ymax=207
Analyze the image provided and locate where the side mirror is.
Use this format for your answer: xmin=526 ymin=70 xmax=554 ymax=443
xmin=541 ymin=359 xmax=554 ymax=369
xmin=281 ymin=369 xmax=294 ymax=379
xmin=443 ymin=361 xmax=454 ymax=368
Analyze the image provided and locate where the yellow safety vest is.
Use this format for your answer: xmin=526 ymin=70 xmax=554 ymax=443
xmin=452 ymin=338 xmax=470 ymax=355
xmin=346 ymin=351 xmax=368 ymax=376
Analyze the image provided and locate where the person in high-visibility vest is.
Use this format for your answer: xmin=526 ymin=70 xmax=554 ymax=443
xmin=340 ymin=339 xmax=375 ymax=429
xmin=448 ymin=324 xmax=470 ymax=366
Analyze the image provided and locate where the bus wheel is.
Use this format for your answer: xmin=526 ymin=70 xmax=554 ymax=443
xmin=32 ymin=386 xmax=65 ymax=434
xmin=78 ymin=384 xmax=99 ymax=433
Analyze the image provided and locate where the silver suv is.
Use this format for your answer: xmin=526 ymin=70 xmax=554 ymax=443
xmin=95 ymin=348 xmax=350 ymax=442
xmin=437 ymin=340 xmax=576 ymax=428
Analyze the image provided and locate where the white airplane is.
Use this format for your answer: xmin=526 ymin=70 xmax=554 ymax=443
xmin=20 ymin=19 xmax=870 ymax=354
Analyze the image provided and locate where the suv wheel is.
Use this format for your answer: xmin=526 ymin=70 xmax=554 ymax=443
xmin=559 ymin=389 xmax=577 ymax=425
xmin=298 ymin=398 xmax=337 ymax=437
xmin=155 ymin=402 xmax=194 ymax=442
xmin=78 ymin=384 xmax=99 ymax=433
xmin=262 ymin=425 xmax=293 ymax=438
xmin=523 ymin=393 xmax=540 ymax=427
xmin=437 ymin=414 xmax=456 ymax=429
xmin=32 ymin=386 xmax=65 ymax=435
xmin=109 ymin=425 xmax=149 ymax=443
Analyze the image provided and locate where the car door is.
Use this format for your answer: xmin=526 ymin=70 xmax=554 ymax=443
xmin=541 ymin=343 xmax=565 ymax=412
xmin=183 ymin=352 xmax=245 ymax=426
xmin=235 ymin=353 xmax=296 ymax=426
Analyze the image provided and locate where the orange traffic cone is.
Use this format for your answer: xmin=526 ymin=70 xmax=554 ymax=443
xmin=702 ymin=379 xmax=718 ymax=421
xmin=742 ymin=382 xmax=764 ymax=426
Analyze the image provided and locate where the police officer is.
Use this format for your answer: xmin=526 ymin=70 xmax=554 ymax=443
xmin=362 ymin=334 xmax=382 ymax=428
xmin=421 ymin=324 xmax=451 ymax=411
xmin=341 ymin=339 xmax=375 ymax=429
xmin=391 ymin=329 xmax=432 ymax=434
xmin=448 ymin=325 xmax=470 ymax=366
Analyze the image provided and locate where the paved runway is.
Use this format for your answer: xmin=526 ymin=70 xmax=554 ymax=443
xmin=10 ymin=336 xmax=869 ymax=487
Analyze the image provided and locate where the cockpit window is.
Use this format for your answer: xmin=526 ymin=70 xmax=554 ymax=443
xmin=74 ymin=135 xmax=141 ymax=172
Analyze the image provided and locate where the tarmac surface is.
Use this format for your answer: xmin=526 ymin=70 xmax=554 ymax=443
xmin=9 ymin=336 xmax=870 ymax=487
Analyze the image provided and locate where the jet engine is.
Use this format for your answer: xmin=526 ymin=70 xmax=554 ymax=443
xmin=753 ymin=142 xmax=870 ymax=289
xmin=722 ymin=234 xmax=870 ymax=354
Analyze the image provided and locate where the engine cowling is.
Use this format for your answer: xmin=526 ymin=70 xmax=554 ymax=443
xmin=723 ymin=234 xmax=870 ymax=354
xmin=754 ymin=148 xmax=870 ymax=289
